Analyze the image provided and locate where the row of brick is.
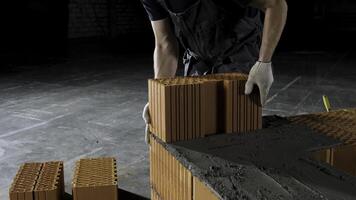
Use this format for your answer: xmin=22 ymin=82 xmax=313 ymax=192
xmin=313 ymin=144 xmax=356 ymax=176
xmin=289 ymin=109 xmax=356 ymax=145
xmin=9 ymin=158 xmax=117 ymax=200
xmin=148 ymin=73 xmax=262 ymax=143
xmin=289 ymin=109 xmax=356 ymax=177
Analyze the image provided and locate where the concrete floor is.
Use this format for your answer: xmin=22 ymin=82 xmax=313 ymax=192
xmin=0 ymin=47 xmax=356 ymax=199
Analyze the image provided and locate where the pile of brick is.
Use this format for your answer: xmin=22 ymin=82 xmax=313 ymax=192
xmin=9 ymin=158 xmax=118 ymax=200
xmin=148 ymin=73 xmax=262 ymax=143
xmin=9 ymin=161 xmax=64 ymax=200
xmin=72 ymin=158 xmax=118 ymax=200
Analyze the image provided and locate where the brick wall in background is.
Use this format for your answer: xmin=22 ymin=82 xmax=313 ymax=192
xmin=68 ymin=0 xmax=149 ymax=39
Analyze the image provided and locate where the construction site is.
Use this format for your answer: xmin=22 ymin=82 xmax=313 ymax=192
xmin=1 ymin=0 xmax=356 ymax=200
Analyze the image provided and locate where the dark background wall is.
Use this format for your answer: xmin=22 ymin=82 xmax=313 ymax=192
xmin=1 ymin=0 xmax=356 ymax=66
xmin=1 ymin=0 xmax=69 ymax=64
xmin=280 ymin=0 xmax=356 ymax=50
xmin=68 ymin=0 xmax=150 ymax=38
xmin=0 ymin=0 xmax=151 ymax=66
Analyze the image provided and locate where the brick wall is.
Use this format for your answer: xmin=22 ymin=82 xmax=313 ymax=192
xmin=68 ymin=0 xmax=149 ymax=39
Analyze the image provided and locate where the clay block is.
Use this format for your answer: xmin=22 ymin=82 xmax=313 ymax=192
xmin=148 ymin=73 xmax=262 ymax=143
xmin=34 ymin=161 xmax=64 ymax=200
xmin=193 ymin=177 xmax=219 ymax=200
xmin=9 ymin=162 xmax=64 ymax=200
xmin=150 ymin=135 xmax=193 ymax=200
xmin=289 ymin=109 xmax=356 ymax=145
xmin=72 ymin=158 xmax=118 ymax=200
xmin=9 ymin=163 xmax=42 ymax=200
xmin=291 ymin=109 xmax=356 ymax=176
xmin=333 ymin=145 xmax=356 ymax=176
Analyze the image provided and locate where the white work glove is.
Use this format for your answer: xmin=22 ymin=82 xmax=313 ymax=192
xmin=245 ymin=61 xmax=274 ymax=106
xmin=142 ymin=103 xmax=151 ymax=144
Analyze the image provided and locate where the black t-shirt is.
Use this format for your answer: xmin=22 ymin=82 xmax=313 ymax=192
xmin=142 ymin=0 xmax=198 ymax=21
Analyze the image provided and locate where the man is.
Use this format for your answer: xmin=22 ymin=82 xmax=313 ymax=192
xmin=142 ymin=0 xmax=288 ymax=143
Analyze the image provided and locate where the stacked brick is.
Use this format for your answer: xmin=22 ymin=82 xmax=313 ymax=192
xmin=72 ymin=158 xmax=118 ymax=200
xmin=289 ymin=109 xmax=356 ymax=176
xmin=9 ymin=162 xmax=64 ymax=200
xmin=289 ymin=109 xmax=356 ymax=145
xmin=149 ymin=73 xmax=262 ymax=199
xmin=150 ymin=135 xmax=218 ymax=200
xmin=193 ymin=177 xmax=219 ymax=200
xmin=148 ymin=73 xmax=262 ymax=143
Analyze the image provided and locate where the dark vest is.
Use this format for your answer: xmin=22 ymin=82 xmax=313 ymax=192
xmin=158 ymin=0 xmax=263 ymax=76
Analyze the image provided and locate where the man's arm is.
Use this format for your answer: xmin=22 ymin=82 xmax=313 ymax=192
xmin=143 ymin=19 xmax=178 ymax=144
xmin=151 ymin=19 xmax=179 ymax=79
xmin=250 ymin=0 xmax=288 ymax=62
xmin=245 ymin=0 xmax=287 ymax=105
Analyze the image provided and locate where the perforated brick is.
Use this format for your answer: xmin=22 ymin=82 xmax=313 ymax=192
xmin=34 ymin=161 xmax=64 ymax=200
xmin=9 ymin=161 xmax=64 ymax=200
xmin=289 ymin=109 xmax=356 ymax=145
xmin=150 ymin=136 xmax=193 ymax=200
xmin=72 ymin=157 xmax=118 ymax=200
xmin=148 ymin=73 xmax=262 ymax=143
xmin=150 ymin=135 xmax=221 ymax=200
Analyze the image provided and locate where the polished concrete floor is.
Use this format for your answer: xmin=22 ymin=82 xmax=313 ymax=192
xmin=0 ymin=46 xmax=356 ymax=199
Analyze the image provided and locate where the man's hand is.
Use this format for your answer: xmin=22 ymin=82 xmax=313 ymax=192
xmin=245 ymin=62 xmax=274 ymax=106
xmin=142 ymin=103 xmax=151 ymax=144
xmin=245 ymin=0 xmax=286 ymax=106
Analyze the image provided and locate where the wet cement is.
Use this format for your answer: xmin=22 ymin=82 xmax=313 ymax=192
xmin=158 ymin=116 xmax=356 ymax=200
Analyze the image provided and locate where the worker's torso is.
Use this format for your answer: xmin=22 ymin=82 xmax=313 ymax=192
xmin=157 ymin=0 xmax=263 ymax=76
